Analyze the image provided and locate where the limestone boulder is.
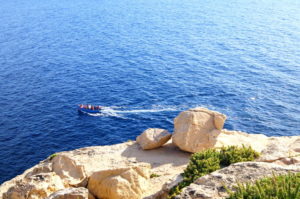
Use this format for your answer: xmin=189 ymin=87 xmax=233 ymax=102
xmin=172 ymin=107 xmax=226 ymax=153
xmin=3 ymin=172 xmax=65 ymax=199
xmin=176 ymin=162 xmax=300 ymax=199
xmin=46 ymin=187 xmax=89 ymax=199
xmin=137 ymin=128 xmax=172 ymax=150
xmin=51 ymin=154 xmax=87 ymax=187
xmin=87 ymin=163 xmax=151 ymax=199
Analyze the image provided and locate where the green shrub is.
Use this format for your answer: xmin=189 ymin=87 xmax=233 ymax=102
xmin=219 ymin=145 xmax=260 ymax=166
xmin=48 ymin=153 xmax=57 ymax=160
xmin=150 ymin=173 xmax=160 ymax=178
xmin=183 ymin=149 xmax=221 ymax=182
xmin=227 ymin=172 xmax=300 ymax=199
xmin=168 ymin=145 xmax=259 ymax=199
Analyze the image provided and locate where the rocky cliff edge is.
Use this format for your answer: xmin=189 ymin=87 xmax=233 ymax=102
xmin=1 ymin=107 xmax=299 ymax=199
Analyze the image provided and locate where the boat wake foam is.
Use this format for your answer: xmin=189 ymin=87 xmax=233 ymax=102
xmin=85 ymin=106 xmax=179 ymax=117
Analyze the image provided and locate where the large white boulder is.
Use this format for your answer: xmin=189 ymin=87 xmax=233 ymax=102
xmin=87 ymin=163 xmax=151 ymax=199
xmin=136 ymin=128 xmax=172 ymax=150
xmin=172 ymin=107 xmax=226 ymax=153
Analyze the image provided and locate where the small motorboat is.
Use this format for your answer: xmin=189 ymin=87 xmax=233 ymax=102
xmin=78 ymin=104 xmax=104 ymax=114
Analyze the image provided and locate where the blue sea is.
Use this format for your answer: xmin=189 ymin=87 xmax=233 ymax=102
xmin=0 ymin=0 xmax=300 ymax=184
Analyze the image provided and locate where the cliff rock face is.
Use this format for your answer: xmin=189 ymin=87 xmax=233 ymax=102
xmin=137 ymin=128 xmax=172 ymax=150
xmin=0 ymin=141 xmax=190 ymax=199
xmin=3 ymin=172 xmax=66 ymax=199
xmin=175 ymin=162 xmax=300 ymax=199
xmin=46 ymin=187 xmax=89 ymax=199
xmin=1 ymin=107 xmax=300 ymax=199
xmin=52 ymin=155 xmax=87 ymax=187
xmin=258 ymin=137 xmax=300 ymax=164
xmin=172 ymin=107 xmax=227 ymax=153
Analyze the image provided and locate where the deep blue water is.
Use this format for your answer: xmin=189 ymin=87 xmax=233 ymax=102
xmin=0 ymin=0 xmax=300 ymax=184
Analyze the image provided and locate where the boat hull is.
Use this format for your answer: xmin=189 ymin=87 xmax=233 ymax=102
xmin=78 ymin=108 xmax=102 ymax=114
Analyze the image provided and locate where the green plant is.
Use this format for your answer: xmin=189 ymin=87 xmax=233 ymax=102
xmin=150 ymin=173 xmax=161 ymax=178
xmin=168 ymin=145 xmax=259 ymax=199
xmin=183 ymin=149 xmax=221 ymax=182
xmin=48 ymin=153 xmax=57 ymax=160
xmin=226 ymin=172 xmax=300 ymax=199
xmin=219 ymin=145 xmax=260 ymax=166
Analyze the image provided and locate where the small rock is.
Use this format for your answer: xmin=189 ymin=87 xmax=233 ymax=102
xmin=137 ymin=128 xmax=172 ymax=150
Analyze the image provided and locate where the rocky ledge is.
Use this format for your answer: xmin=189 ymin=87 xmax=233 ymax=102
xmin=1 ymin=107 xmax=299 ymax=199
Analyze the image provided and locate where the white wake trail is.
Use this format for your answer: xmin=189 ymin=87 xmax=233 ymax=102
xmin=114 ymin=108 xmax=178 ymax=113
xmin=86 ymin=106 xmax=178 ymax=117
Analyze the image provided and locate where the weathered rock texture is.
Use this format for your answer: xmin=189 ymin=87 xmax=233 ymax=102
xmin=137 ymin=128 xmax=172 ymax=150
xmin=52 ymin=155 xmax=87 ymax=187
xmin=3 ymin=172 xmax=66 ymax=199
xmin=46 ymin=187 xmax=89 ymax=199
xmin=258 ymin=136 xmax=300 ymax=165
xmin=175 ymin=162 xmax=300 ymax=199
xmin=172 ymin=107 xmax=227 ymax=153
xmin=1 ymin=107 xmax=300 ymax=199
xmin=0 ymin=141 xmax=190 ymax=199
xmin=88 ymin=163 xmax=150 ymax=199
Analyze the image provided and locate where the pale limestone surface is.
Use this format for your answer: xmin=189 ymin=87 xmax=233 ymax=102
xmin=172 ymin=107 xmax=227 ymax=153
xmin=0 ymin=141 xmax=190 ymax=199
xmin=53 ymin=141 xmax=190 ymax=199
xmin=52 ymin=155 xmax=87 ymax=187
xmin=215 ymin=129 xmax=269 ymax=152
xmin=88 ymin=163 xmax=150 ymax=199
xmin=46 ymin=187 xmax=89 ymax=199
xmin=137 ymin=128 xmax=172 ymax=150
xmin=258 ymin=136 xmax=300 ymax=165
xmin=175 ymin=162 xmax=300 ymax=199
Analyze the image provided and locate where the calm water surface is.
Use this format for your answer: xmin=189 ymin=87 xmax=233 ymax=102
xmin=0 ymin=0 xmax=300 ymax=183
